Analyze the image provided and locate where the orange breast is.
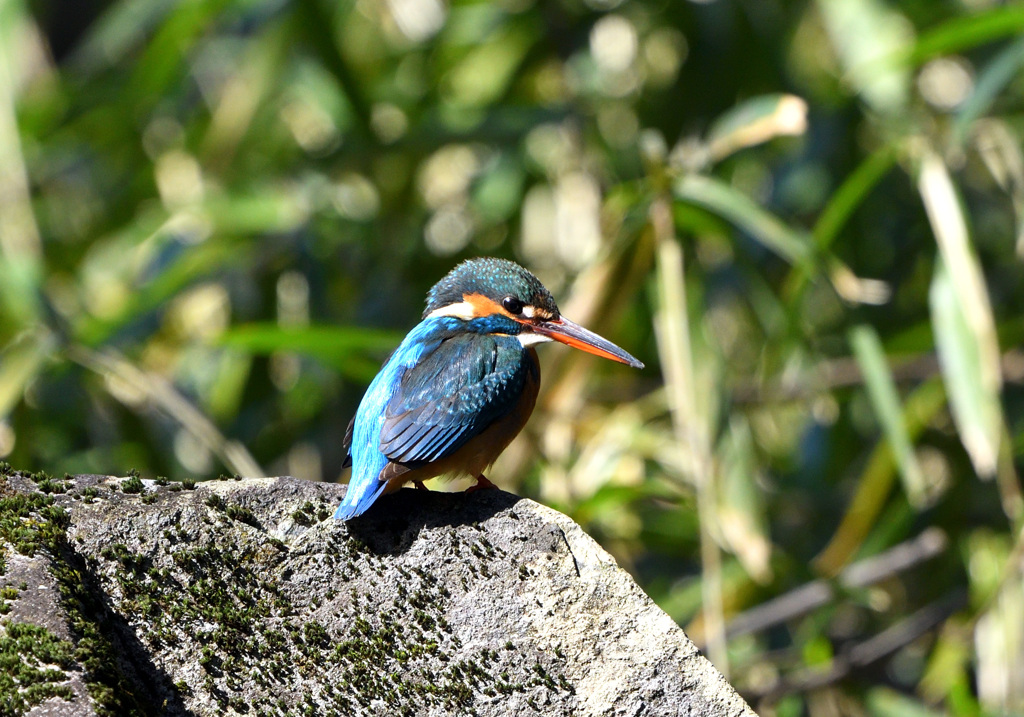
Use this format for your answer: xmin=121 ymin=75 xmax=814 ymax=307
xmin=383 ymin=348 xmax=540 ymax=492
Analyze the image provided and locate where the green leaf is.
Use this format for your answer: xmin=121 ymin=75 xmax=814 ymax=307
xmin=954 ymin=37 xmax=1024 ymax=143
xmin=717 ymin=415 xmax=773 ymax=582
xmin=472 ymin=154 xmax=526 ymax=223
xmin=203 ymin=189 xmax=311 ymax=236
xmin=866 ymin=688 xmax=947 ymax=717
xmin=920 ymin=151 xmax=1003 ymax=478
xmin=673 ymin=174 xmax=814 ymax=268
xmin=784 ymin=146 xmax=897 ymax=305
xmin=126 ymin=0 xmax=234 ymax=107
xmin=919 ymin=618 xmax=977 ymax=710
xmin=812 ymin=146 xmax=898 ymax=251
xmin=706 ymin=94 xmax=808 ymax=162
xmin=849 ymin=325 xmax=927 ymax=507
xmin=929 ymin=261 xmax=1002 ymax=478
xmin=206 ymin=351 xmax=253 ymax=421
xmin=217 ymin=324 xmax=401 ymax=381
xmin=816 ymin=0 xmax=913 ymax=114
xmin=842 ymin=7 xmax=1024 ymax=113
xmin=76 ymin=240 xmax=239 ymax=347
xmin=219 ymin=323 xmax=399 ymax=354
xmin=0 ymin=254 xmax=42 ymax=332
xmin=0 ymin=331 xmax=51 ymax=418
xmin=908 ymin=6 xmax=1024 ymax=66
xmin=655 ymin=560 xmax=750 ymax=625
xmin=443 ymin=21 xmax=536 ymax=110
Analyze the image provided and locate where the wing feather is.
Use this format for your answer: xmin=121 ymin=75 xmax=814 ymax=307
xmin=380 ymin=334 xmax=527 ymax=466
xmin=341 ymin=416 xmax=355 ymax=469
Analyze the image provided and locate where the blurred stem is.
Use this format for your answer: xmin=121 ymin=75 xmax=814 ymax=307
xmin=783 ymin=145 xmax=897 ymax=306
xmin=651 ymin=196 xmax=727 ymax=676
xmin=731 ymin=348 xmax=1024 ymax=405
xmin=0 ymin=0 xmax=43 ymax=326
xmin=728 ymin=527 xmax=947 ymax=639
xmin=815 ymin=377 xmax=946 ymax=576
xmin=294 ymin=0 xmax=375 ymax=143
xmin=996 ymin=421 xmax=1024 ymax=530
xmin=543 ymin=231 xmax=654 ymax=408
xmin=68 ymin=345 xmax=265 ymax=479
xmin=201 ymin=19 xmax=290 ymax=173
xmin=751 ymin=590 xmax=966 ymax=702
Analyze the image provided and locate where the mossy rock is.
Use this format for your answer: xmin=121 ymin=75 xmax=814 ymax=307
xmin=0 ymin=471 xmax=755 ymax=717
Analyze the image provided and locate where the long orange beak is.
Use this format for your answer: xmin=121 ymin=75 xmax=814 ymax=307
xmin=531 ymin=316 xmax=644 ymax=369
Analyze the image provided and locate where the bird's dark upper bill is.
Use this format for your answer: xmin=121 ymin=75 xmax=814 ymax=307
xmin=532 ymin=317 xmax=644 ymax=369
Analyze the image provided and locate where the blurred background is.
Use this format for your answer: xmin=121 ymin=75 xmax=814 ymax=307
xmin=2 ymin=0 xmax=1024 ymax=714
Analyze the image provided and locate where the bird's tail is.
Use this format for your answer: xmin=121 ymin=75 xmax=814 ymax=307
xmin=333 ymin=478 xmax=388 ymax=521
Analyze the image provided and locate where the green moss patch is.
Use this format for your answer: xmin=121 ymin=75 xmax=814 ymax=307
xmin=0 ymin=475 xmax=152 ymax=716
xmin=0 ymin=621 xmax=76 ymax=713
xmin=0 ymin=492 xmax=69 ymax=558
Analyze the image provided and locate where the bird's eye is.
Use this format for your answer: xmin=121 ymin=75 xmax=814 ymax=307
xmin=502 ymin=296 xmax=524 ymax=315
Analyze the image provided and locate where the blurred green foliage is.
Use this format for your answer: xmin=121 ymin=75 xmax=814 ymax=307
xmin=2 ymin=0 xmax=1024 ymax=713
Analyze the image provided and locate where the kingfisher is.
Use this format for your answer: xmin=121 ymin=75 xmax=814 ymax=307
xmin=334 ymin=257 xmax=643 ymax=520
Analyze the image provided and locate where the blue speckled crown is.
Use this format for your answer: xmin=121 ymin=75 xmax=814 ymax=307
xmin=423 ymin=258 xmax=559 ymax=318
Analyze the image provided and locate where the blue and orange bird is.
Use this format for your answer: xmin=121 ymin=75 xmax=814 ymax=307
xmin=334 ymin=257 xmax=643 ymax=520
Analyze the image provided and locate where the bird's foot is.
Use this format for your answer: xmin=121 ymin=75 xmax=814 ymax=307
xmin=413 ymin=481 xmax=429 ymax=491
xmin=465 ymin=474 xmax=497 ymax=494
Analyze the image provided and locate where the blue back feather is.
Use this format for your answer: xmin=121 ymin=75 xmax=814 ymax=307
xmin=333 ymin=319 xmax=450 ymax=519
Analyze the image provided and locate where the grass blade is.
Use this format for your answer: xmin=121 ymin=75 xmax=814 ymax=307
xmin=812 ymin=146 xmax=898 ymax=251
xmin=849 ymin=324 xmax=927 ymax=507
xmin=69 ymin=344 xmax=265 ymax=479
xmin=218 ymin=323 xmax=401 ymax=380
xmin=218 ymin=323 xmax=400 ymax=355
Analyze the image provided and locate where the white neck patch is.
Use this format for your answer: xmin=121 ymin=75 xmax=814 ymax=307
xmin=425 ymin=301 xmax=476 ymax=321
xmin=517 ymin=331 xmax=553 ymax=347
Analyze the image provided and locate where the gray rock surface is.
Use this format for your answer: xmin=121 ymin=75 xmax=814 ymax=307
xmin=0 ymin=469 xmax=756 ymax=716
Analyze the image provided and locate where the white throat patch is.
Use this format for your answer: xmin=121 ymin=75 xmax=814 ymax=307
xmin=517 ymin=331 xmax=553 ymax=347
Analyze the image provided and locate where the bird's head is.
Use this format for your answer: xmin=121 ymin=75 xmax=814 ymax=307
xmin=424 ymin=257 xmax=643 ymax=369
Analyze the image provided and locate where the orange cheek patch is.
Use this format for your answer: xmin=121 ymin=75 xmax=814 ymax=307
xmin=463 ymin=293 xmax=513 ymax=319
